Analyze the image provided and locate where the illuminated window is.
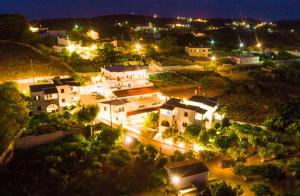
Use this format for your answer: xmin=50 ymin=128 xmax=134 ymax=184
xmin=35 ymin=96 xmax=40 ymax=100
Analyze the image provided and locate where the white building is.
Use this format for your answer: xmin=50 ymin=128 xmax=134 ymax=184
xmin=87 ymin=30 xmax=99 ymax=40
xmin=231 ymin=55 xmax=260 ymax=65
xmin=98 ymin=65 xmax=165 ymax=126
xmin=29 ymin=77 xmax=80 ymax=114
xmin=164 ymin=160 xmax=209 ymax=190
xmin=100 ymin=65 xmax=152 ymax=96
xmin=98 ymin=86 xmax=164 ymax=125
xmin=185 ymin=46 xmax=212 ymax=57
xmin=159 ymin=96 xmax=224 ymax=132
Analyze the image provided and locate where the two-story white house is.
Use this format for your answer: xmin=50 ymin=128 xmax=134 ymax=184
xmin=100 ymin=65 xmax=152 ymax=96
xmin=30 ymin=77 xmax=80 ymax=114
xmin=159 ymin=96 xmax=224 ymax=132
xmin=98 ymin=86 xmax=165 ymax=125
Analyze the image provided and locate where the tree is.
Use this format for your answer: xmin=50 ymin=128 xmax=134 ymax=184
xmin=210 ymin=181 xmax=243 ymax=196
xmin=185 ymin=125 xmax=201 ymax=138
xmin=287 ymin=158 xmax=300 ymax=175
xmin=77 ymin=105 xmax=99 ymax=124
xmin=0 ymin=14 xmax=32 ymax=41
xmin=145 ymin=144 xmax=158 ymax=160
xmin=250 ymin=182 xmax=272 ymax=196
xmin=109 ymin=149 xmax=130 ymax=169
xmin=97 ymin=43 xmax=121 ymax=65
xmin=170 ymin=150 xmax=186 ymax=163
xmin=0 ymin=82 xmax=29 ymax=150
xmin=145 ymin=45 xmax=159 ymax=60
xmin=144 ymin=112 xmax=159 ymax=129
xmin=158 ymin=36 xmax=178 ymax=53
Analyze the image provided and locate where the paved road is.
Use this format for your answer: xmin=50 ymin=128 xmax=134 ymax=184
xmin=123 ymin=125 xmax=253 ymax=196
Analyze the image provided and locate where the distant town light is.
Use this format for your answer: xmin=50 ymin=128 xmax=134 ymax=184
xmin=172 ymin=176 xmax=180 ymax=184
xmin=153 ymin=14 xmax=158 ymax=18
xmin=29 ymin=26 xmax=39 ymax=32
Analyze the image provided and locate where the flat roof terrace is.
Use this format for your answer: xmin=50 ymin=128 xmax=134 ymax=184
xmin=113 ymin=86 xmax=159 ymax=98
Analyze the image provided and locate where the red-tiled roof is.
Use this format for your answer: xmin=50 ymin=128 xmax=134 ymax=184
xmin=127 ymin=106 xmax=160 ymax=116
xmin=113 ymin=86 xmax=159 ymax=98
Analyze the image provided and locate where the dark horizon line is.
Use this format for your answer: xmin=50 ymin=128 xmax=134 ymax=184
xmin=32 ymin=14 xmax=300 ymax=23
xmin=2 ymin=12 xmax=300 ymax=23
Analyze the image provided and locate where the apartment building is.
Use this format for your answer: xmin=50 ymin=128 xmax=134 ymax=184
xmin=185 ymin=46 xmax=212 ymax=57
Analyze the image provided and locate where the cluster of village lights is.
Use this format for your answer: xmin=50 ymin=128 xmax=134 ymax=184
xmin=164 ymin=138 xmax=204 ymax=152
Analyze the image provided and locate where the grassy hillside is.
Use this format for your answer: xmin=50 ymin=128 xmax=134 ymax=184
xmin=0 ymin=42 xmax=73 ymax=81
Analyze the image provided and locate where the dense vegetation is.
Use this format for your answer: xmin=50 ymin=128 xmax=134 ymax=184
xmin=0 ymin=127 xmax=167 ymax=195
xmin=0 ymin=82 xmax=29 ymax=151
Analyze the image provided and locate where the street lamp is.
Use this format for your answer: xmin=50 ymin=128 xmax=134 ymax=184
xmin=193 ymin=144 xmax=203 ymax=152
xmin=178 ymin=142 xmax=185 ymax=148
xmin=239 ymin=42 xmax=244 ymax=49
xmin=124 ymin=135 xmax=133 ymax=145
xmin=211 ymin=56 xmax=216 ymax=62
xmin=67 ymin=45 xmax=75 ymax=53
xmin=256 ymin=42 xmax=262 ymax=48
xmin=135 ymin=43 xmax=142 ymax=51
xmin=172 ymin=176 xmax=180 ymax=185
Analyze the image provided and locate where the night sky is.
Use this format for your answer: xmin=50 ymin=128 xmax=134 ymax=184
xmin=1 ymin=0 xmax=300 ymax=20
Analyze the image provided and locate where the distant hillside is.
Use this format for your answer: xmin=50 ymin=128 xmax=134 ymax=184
xmin=0 ymin=41 xmax=74 ymax=81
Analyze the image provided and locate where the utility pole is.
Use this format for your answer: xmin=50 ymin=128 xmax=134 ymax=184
xmin=30 ymin=59 xmax=35 ymax=85
xmin=110 ymin=96 xmax=113 ymax=128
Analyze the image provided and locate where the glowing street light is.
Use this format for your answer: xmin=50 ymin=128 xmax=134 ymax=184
xmin=172 ymin=176 xmax=180 ymax=185
xmin=178 ymin=142 xmax=185 ymax=148
xmin=67 ymin=45 xmax=75 ymax=53
xmin=239 ymin=42 xmax=244 ymax=48
xmin=165 ymin=139 xmax=173 ymax=146
xmin=256 ymin=42 xmax=262 ymax=48
xmin=211 ymin=40 xmax=215 ymax=45
xmin=90 ymin=44 xmax=97 ymax=50
xmin=135 ymin=43 xmax=142 ymax=51
xmin=193 ymin=144 xmax=203 ymax=152
xmin=211 ymin=56 xmax=216 ymax=61
xmin=124 ymin=135 xmax=133 ymax=145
